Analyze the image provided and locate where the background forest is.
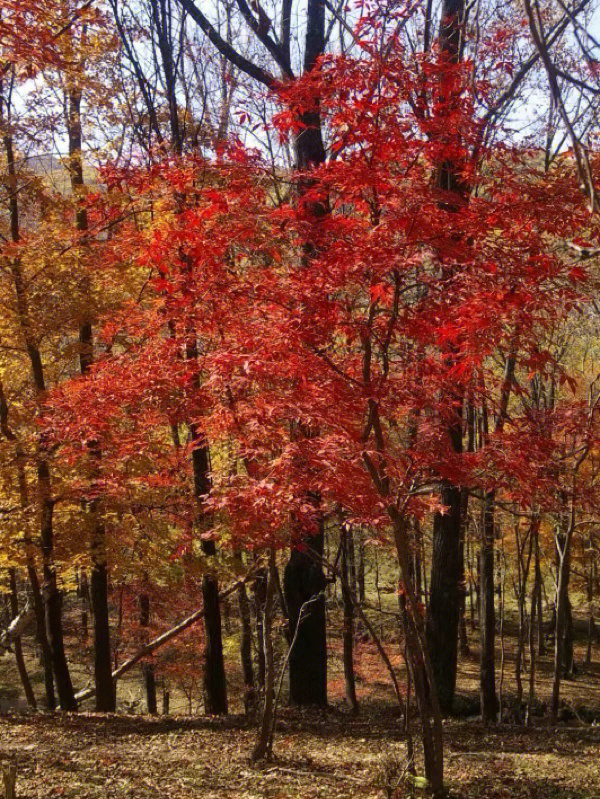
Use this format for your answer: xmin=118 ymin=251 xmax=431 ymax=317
xmin=1 ymin=1 xmax=600 ymax=797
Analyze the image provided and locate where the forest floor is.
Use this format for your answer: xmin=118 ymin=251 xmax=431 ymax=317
xmin=1 ymin=617 xmax=600 ymax=799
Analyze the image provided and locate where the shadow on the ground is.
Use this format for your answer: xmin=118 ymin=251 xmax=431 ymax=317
xmin=453 ymin=775 xmax=596 ymax=799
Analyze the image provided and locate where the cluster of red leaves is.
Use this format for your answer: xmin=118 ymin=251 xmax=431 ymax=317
xmin=47 ymin=37 xmax=599 ymax=553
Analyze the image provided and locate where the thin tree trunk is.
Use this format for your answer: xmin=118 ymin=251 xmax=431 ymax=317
xmin=341 ymin=525 xmax=358 ymax=713
xmin=480 ymin=489 xmax=498 ymax=722
xmin=551 ymin=502 xmax=574 ymax=723
xmin=251 ymin=551 xmax=276 ymax=762
xmin=9 ymin=570 xmax=36 ymax=709
xmin=526 ymin=562 xmax=538 ymax=726
xmin=391 ymin=512 xmax=444 ymax=796
xmin=498 ymin=539 xmax=506 ymax=722
xmin=28 ymin=565 xmax=55 ymax=709
xmin=236 ymin=554 xmax=256 ymax=713
xmin=0 ymin=379 xmax=55 ymax=709
xmin=139 ymin=593 xmax=157 ymax=714
xmin=67 ymin=80 xmax=116 ymax=714
xmin=253 ymin=563 xmax=267 ymax=690
xmin=1 ymin=107 xmax=75 ymax=711
xmin=357 ymin=528 xmax=365 ymax=605
xmin=535 ymin=533 xmax=546 ymax=655
xmin=586 ymin=550 xmax=595 ymax=665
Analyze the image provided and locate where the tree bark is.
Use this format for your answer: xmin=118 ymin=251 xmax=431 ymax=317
xmin=140 ymin=593 xmax=157 ymax=714
xmin=67 ymin=81 xmax=116 ymax=714
xmin=2 ymin=104 xmax=75 ymax=711
xmin=191 ymin=441 xmax=228 ymax=715
xmin=28 ymin=565 xmax=55 ymax=709
xmin=480 ymin=490 xmax=498 ymax=722
xmin=251 ymin=551 xmax=276 ymax=762
xmin=235 ymin=555 xmax=256 ymax=713
xmin=9 ymin=570 xmax=36 ymax=709
xmin=284 ymin=520 xmax=327 ymax=706
xmin=283 ymin=0 xmax=329 ymax=708
xmin=392 ymin=512 xmax=444 ymax=796
xmin=551 ymin=504 xmax=574 ymax=723
xmin=428 ymin=480 xmax=462 ymax=713
xmin=341 ymin=525 xmax=358 ymax=713
xmin=426 ymin=0 xmax=467 ymax=715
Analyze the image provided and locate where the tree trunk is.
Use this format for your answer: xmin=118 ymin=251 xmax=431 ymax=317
xmin=40 ymin=462 xmax=77 ymax=711
xmin=236 ymin=562 xmax=256 ymax=713
xmin=89 ymin=540 xmax=115 ymax=712
xmin=426 ymin=0 xmax=467 ymax=717
xmin=341 ymin=525 xmax=358 ymax=713
xmin=357 ymin=528 xmax=365 ymax=605
xmin=251 ymin=551 xmax=276 ymax=762
xmin=428 ymin=481 xmax=462 ymax=714
xmin=480 ymin=490 xmax=497 ymax=722
xmin=2 ymin=116 xmax=75 ymax=712
xmin=562 ymin=592 xmax=574 ymax=677
xmin=535 ymin=533 xmax=546 ymax=655
xmin=68 ymin=83 xmax=116 ymax=714
xmin=9 ymin=570 xmax=36 ymax=709
xmin=140 ymin=593 xmax=157 ymax=714
xmin=551 ymin=506 xmax=574 ymax=723
xmin=282 ymin=0 xmax=329 ymax=710
xmin=392 ymin=512 xmax=444 ymax=796
xmin=253 ymin=564 xmax=267 ymax=690
xmin=526 ymin=557 xmax=539 ymax=726
xmin=201 ymin=568 xmax=227 ymax=714
xmin=586 ymin=550 xmax=595 ymax=665
xmin=27 ymin=565 xmax=55 ymax=709
xmin=284 ymin=520 xmax=327 ymax=707
xmin=191 ymin=442 xmax=228 ymax=715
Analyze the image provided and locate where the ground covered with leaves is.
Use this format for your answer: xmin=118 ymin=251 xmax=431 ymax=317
xmin=0 ymin=705 xmax=599 ymax=798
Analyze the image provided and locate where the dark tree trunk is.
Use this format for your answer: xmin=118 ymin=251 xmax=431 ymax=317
xmin=526 ymin=554 xmax=539 ymax=726
xmin=458 ymin=490 xmax=469 ymax=658
xmin=392 ymin=513 xmax=444 ymax=795
xmin=341 ymin=525 xmax=358 ymax=713
xmin=28 ymin=565 xmax=55 ymax=709
xmin=0 ymin=380 xmax=52 ymax=709
xmin=480 ymin=490 xmax=498 ymax=722
xmin=253 ymin=565 xmax=267 ymax=690
xmin=357 ymin=529 xmax=366 ymax=605
xmin=236 ymin=562 xmax=256 ymax=713
xmin=90 ymin=548 xmax=116 ymax=712
xmin=40 ymin=463 xmax=77 ymax=711
xmin=427 ymin=481 xmax=462 ymax=714
xmin=535 ymin=533 xmax=546 ymax=656
xmin=9 ymin=569 xmax=36 ymax=709
xmin=426 ymin=0 xmax=467 ymax=716
xmin=251 ymin=551 xmax=276 ymax=762
xmin=67 ymin=84 xmax=116 ymax=714
xmin=140 ymin=593 xmax=157 ymax=714
xmin=586 ymin=550 xmax=596 ymax=665
xmin=551 ymin=506 xmax=574 ymax=723
xmin=192 ymin=443 xmax=228 ymax=715
xmin=202 ymin=571 xmax=227 ymax=714
xmin=563 ymin=592 xmax=574 ymax=677
xmin=2 ymin=114 xmax=75 ymax=712
xmin=284 ymin=521 xmax=327 ymax=707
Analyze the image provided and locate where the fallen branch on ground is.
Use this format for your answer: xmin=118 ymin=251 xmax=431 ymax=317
xmin=74 ymin=568 xmax=260 ymax=705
